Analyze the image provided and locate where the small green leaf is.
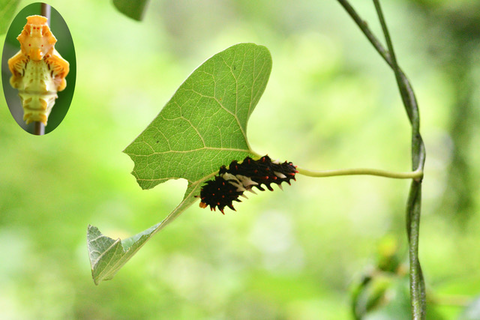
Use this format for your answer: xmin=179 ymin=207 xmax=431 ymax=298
xmin=88 ymin=43 xmax=272 ymax=284
xmin=88 ymin=193 xmax=198 ymax=285
xmin=112 ymin=0 xmax=149 ymax=21
xmin=0 ymin=0 xmax=21 ymax=35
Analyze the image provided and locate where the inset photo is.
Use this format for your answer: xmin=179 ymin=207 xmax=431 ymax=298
xmin=1 ymin=3 xmax=76 ymax=135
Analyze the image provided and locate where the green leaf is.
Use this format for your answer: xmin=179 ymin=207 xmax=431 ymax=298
xmin=124 ymin=43 xmax=272 ymax=193
xmin=88 ymin=192 xmax=198 ymax=285
xmin=112 ymin=0 xmax=149 ymax=21
xmin=88 ymin=43 xmax=272 ymax=284
xmin=0 ymin=0 xmax=20 ymax=35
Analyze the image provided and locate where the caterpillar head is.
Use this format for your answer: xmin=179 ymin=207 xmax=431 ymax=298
xmin=17 ymin=15 xmax=57 ymax=61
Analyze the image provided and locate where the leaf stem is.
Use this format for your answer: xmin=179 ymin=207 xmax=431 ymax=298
xmin=297 ymin=167 xmax=423 ymax=180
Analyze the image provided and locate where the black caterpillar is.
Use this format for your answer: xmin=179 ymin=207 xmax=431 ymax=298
xmin=198 ymin=155 xmax=298 ymax=214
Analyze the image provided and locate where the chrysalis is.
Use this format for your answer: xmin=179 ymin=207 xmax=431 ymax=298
xmin=8 ymin=15 xmax=69 ymax=126
xmin=198 ymin=155 xmax=298 ymax=214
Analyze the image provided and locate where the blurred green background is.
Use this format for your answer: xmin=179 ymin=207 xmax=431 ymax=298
xmin=1 ymin=0 xmax=479 ymax=319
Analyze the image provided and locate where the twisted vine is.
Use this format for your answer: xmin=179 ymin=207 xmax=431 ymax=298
xmin=337 ymin=1 xmax=427 ymax=318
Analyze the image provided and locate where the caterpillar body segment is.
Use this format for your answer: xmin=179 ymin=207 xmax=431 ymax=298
xmin=198 ymin=156 xmax=298 ymax=214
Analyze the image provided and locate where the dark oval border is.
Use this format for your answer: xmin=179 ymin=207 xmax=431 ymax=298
xmin=1 ymin=2 xmax=76 ymax=135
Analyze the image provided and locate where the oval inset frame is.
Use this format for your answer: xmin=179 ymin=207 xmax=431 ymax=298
xmin=1 ymin=3 xmax=76 ymax=135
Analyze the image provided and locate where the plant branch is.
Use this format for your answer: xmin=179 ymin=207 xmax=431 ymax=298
xmin=373 ymin=1 xmax=426 ymax=319
xmin=297 ymin=167 xmax=423 ymax=180
xmin=337 ymin=0 xmax=427 ymax=318
xmin=337 ymin=0 xmax=391 ymax=67
xmin=34 ymin=122 xmax=45 ymax=135
xmin=337 ymin=0 xmax=422 ymax=125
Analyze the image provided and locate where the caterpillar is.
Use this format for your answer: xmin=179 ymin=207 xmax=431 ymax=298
xmin=8 ymin=15 xmax=69 ymax=126
xmin=198 ymin=155 xmax=298 ymax=214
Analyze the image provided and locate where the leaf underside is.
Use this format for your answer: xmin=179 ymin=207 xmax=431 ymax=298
xmin=124 ymin=43 xmax=272 ymax=196
xmin=88 ymin=43 xmax=272 ymax=284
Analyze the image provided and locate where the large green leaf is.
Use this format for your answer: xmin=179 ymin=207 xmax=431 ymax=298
xmin=124 ymin=43 xmax=271 ymax=195
xmin=88 ymin=43 xmax=272 ymax=284
xmin=0 ymin=0 xmax=20 ymax=35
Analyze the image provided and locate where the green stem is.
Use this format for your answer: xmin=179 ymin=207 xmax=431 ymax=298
xmin=338 ymin=0 xmax=427 ymax=318
xmin=373 ymin=1 xmax=426 ymax=319
xmin=337 ymin=0 xmax=392 ymax=67
xmin=297 ymin=167 xmax=423 ymax=180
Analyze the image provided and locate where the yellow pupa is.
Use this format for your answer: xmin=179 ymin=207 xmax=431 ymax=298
xmin=8 ymin=15 xmax=69 ymax=125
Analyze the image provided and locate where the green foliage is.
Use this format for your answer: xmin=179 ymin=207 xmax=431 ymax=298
xmin=113 ymin=0 xmax=149 ymax=21
xmin=88 ymin=223 xmax=158 ymax=284
xmin=88 ymin=43 xmax=272 ymax=284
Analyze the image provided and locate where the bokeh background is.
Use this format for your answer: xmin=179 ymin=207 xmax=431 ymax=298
xmin=1 ymin=0 xmax=479 ymax=319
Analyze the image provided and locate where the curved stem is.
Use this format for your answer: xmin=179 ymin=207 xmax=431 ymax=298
xmin=338 ymin=1 xmax=427 ymax=318
xmin=337 ymin=0 xmax=392 ymax=67
xmin=373 ymin=1 xmax=426 ymax=319
xmin=251 ymin=150 xmax=423 ymax=180
xmin=297 ymin=167 xmax=423 ymax=179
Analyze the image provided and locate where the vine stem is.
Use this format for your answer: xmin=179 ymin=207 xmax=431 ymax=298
xmin=337 ymin=0 xmax=427 ymax=318
xmin=297 ymin=167 xmax=423 ymax=180
xmin=373 ymin=1 xmax=426 ymax=319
